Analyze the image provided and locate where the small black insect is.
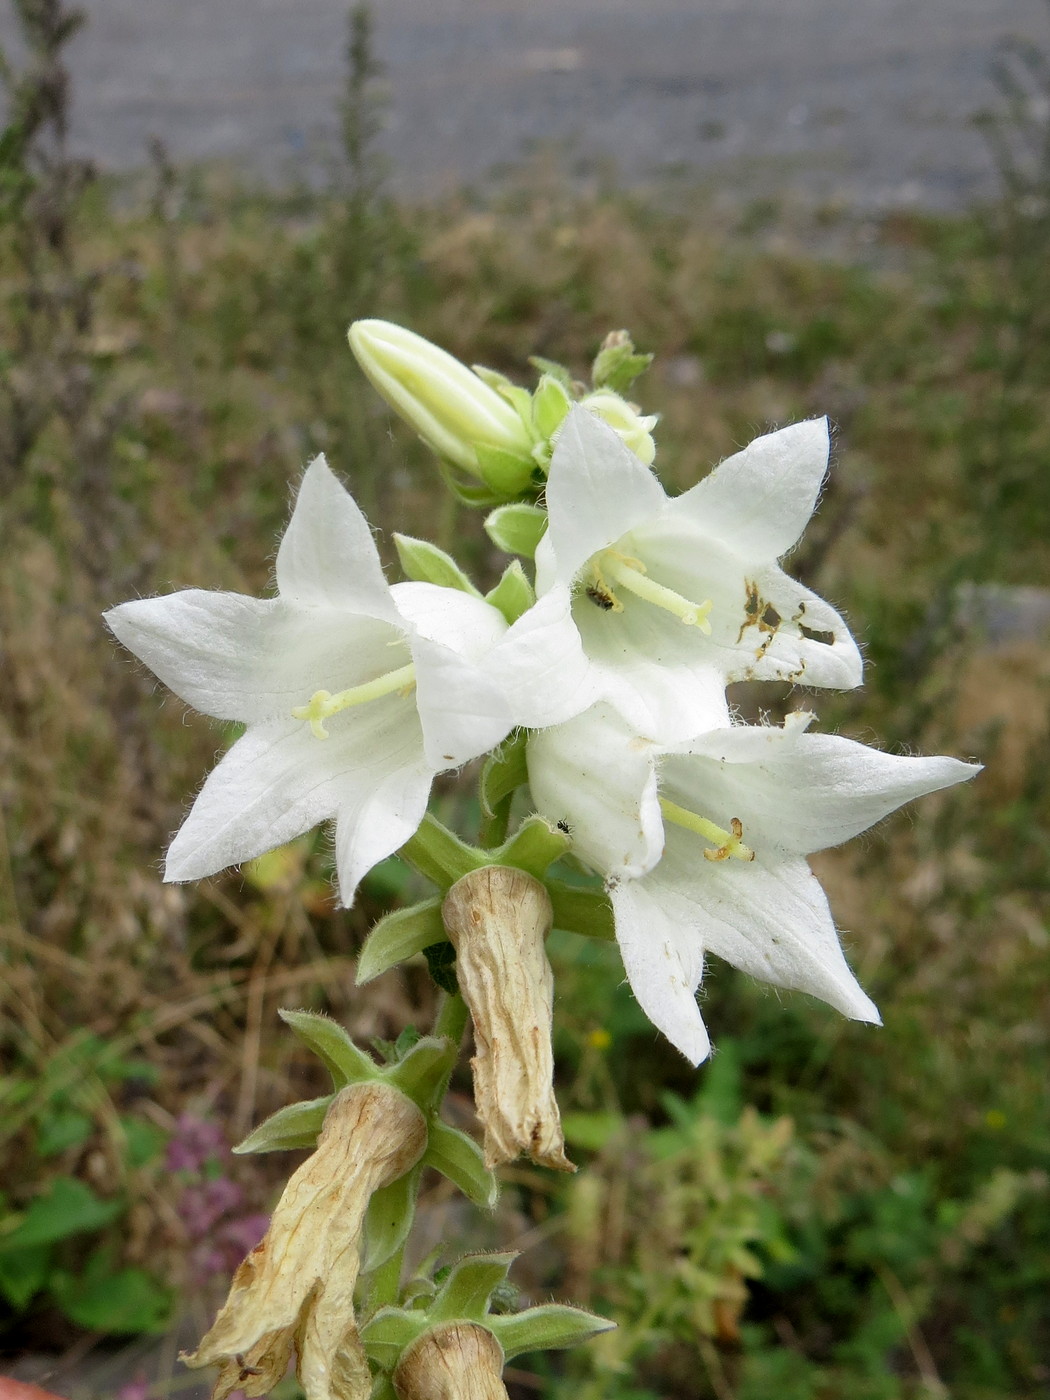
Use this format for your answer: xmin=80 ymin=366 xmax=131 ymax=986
xmin=585 ymin=583 xmax=616 ymax=611
xmin=556 ymin=818 xmax=573 ymax=835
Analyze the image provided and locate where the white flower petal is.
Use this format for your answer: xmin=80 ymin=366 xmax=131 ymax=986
xmin=491 ymin=587 xmax=601 ymax=729
xmin=105 ymin=591 xmax=402 ymax=723
xmin=275 ymin=455 xmax=398 ymax=621
xmin=542 ymin=407 xmax=667 ymax=588
xmin=332 ymin=763 xmax=434 ymax=907
xmin=610 ymin=880 xmax=712 ymax=1065
xmin=666 ymin=728 xmax=979 ymax=856
xmin=668 ymin=418 xmax=830 ymax=561
xmin=651 ymin=840 xmax=881 ymax=1024
xmin=165 ymin=697 xmax=426 ymax=891
xmin=527 ymin=704 xmax=664 ymax=879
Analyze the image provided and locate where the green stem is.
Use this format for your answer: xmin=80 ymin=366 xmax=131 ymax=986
xmin=434 ymin=990 xmax=468 ymax=1049
xmin=368 ymin=1242 xmax=405 ymax=1312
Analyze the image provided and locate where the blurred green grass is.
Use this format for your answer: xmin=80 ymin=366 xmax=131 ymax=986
xmin=1 ymin=14 xmax=1050 ymax=1395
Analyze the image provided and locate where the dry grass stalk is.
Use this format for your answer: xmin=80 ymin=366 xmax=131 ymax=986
xmin=442 ymin=866 xmax=573 ymax=1174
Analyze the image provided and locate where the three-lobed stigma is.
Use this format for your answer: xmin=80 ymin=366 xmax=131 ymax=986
xmin=292 ymin=662 xmax=417 ymax=739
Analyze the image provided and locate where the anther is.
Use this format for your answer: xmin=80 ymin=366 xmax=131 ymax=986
xmin=596 ymin=551 xmax=713 ymax=632
xmin=659 ymin=799 xmax=755 ymax=862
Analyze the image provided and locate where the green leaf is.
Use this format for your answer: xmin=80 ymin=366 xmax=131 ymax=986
xmin=51 ymin=1249 xmax=171 ymax=1334
xmin=480 ymin=731 xmax=528 ymax=819
xmin=561 ymin=1111 xmax=624 ymax=1152
xmin=485 ymin=561 xmax=535 ymax=624
xmin=278 ymin=1009 xmax=377 ymax=1088
xmin=473 ymin=442 xmax=535 ymax=496
xmin=0 ymin=1243 xmax=50 ymax=1309
xmin=360 ymin=1306 xmax=428 ymax=1370
xmin=547 ymin=880 xmax=616 ymax=941
xmin=0 ymin=1177 xmax=121 ymax=1253
xmin=591 ymin=334 xmax=653 ymax=394
xmin=233 ymin=1095 xmax=333 ymax=1155
xmin=437 ymin=460 xmax=506 ymax=509
xmin=471 ymin=367 xmax=535 ymax=430
xmin=484 ymin=503 xmax=547 ymax=558
xmin=429 ymin=1252 xmax=518 ymax=1323
xmin=119 ymin=1115 xmax=167 ymax=1169
xmin=36 ymin=1110 xmax=92 ymax=1158
xmin=531 ymin=374 xmax=572 ymax=439
xmin=392 ymin=534 xmax=482 ymax=596
xmin=488 ymin=1303 xmax=615 ymax=1359
xmin=424 ymin=1119 xmax=498 ymax=1211
xmin=361 ymin=1166 xmax=422 ymax=1274
xmin=357 ymin=897 xmax=447 ymax=985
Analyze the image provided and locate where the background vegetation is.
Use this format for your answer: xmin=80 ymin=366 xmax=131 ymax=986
xmin=1 ymin=2 xmax=1048 ymax=1396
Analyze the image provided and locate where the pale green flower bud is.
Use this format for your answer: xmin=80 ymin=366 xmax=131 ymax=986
xmin=580 ymin=388 xmax=659 ymax=465
xmin=348 ymin=320 xmax=535 ymax=490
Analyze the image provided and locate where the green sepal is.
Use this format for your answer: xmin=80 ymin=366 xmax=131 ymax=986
xmin=484 ymin=503 xmax=547 ymax=557
xmin=357 ymin=897 xmax=446 ymax=985
xmin=547 ymin=880 xmax=616 ymax=941
xmin=488 ymin=1302 xmax=616 ymax=1359
xmin=474 ymin=442 xmax=536 ymax=496
xmin=369 ymin=1377 xmax=399 ymax=1400
xmin=531 ymin=374 xmax=572 ymax=440
xmin=438 ymin=460 xmax=505 ymax=509
xmin=429 ymin=1251 xmax=518 ymax=1323
xmin=472 ymin=366 xmax=535 ymax=431
xmin=361 ymin=1165 xmax=422 ymax=1274
xmin=496 ymin=816 xmax=572 ymax=879
xmin=232 ymin=1094 xmax=334 ymax=1155
xmin=591 ymin=334 xmax=653 ymax=394
xmin=388 ymin=1036 xmax=454 ymax=1108
xmin=278 ymin=1008 xmax=377 ymax=1087
xmin=485 ymin=561 xmax=535 ymax=624
xmin=480 ymin=730 xmax=528 ymax=819
xmin=360 ymin=1306 xmax=429 ymax=1371
xmin=423 ymin=1119 xmax=499 ymax=1211
xmin=393 ymin=534 xmax=481 ymax=596
xmin=397 ymin=815 xmax=488 ymax=889
xmin=528 ymin=356 xmax=575 ymax=392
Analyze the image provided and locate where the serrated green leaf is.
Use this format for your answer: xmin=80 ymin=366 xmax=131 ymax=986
xmin=357 ymin=898 xmax=447 ymax=985
xmin=361 ymin=1166 xmax=422 ymax=1274
xmin=389 ymin=1038 xmax=454 ymax=1107
xmin=424 ymin=1119 xmax=498 ymax=1211
xmin=429 ymin=1252 xmax=518 ymax=1323
xmin=0 ymin=1243 xmax=49 ymax=1309
xmin=232 ymin=1095 xmax=333 ymax=1155
xmin=485 ymin=561 xmax=535 ymax=624
xmin=547 ymin=880 xmax=615 ymax=941
xmin=532 ymin=374 xmax=572 ymax=439
xmin=474 ymin=442 xmax=535 ymax=496
xmin=393 ymin=534 xmax=481 ymax=596
xmin=278 ymin=1009 xmax=377 ymax=1088
xmin=488 ymin=1303 xmax=615 ymax=1359
xmin=480 ymin=731 xmax=528 ymax=819
xmin=0 ymin=1177 xmax=121 ymax=1253
xmin=360 ymin=1306 xmax=428 ymax=1370
xmin=484 ymin=503 xmax=547 ymax=558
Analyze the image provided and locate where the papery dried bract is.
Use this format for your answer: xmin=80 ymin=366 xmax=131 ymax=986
xmin=393 ymin=1322 xmax=508 ymax=1400
xmin=442 ymin=867 xmax=573 ymax=1173
xmin=183 ymin=1081 xmax=427 ymax=1400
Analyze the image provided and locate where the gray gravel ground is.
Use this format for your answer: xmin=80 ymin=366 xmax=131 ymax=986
xmin=3 ymin=0 xmax=1050 ymax=207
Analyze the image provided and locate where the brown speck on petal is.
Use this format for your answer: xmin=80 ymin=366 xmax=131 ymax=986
xmin=443 ymin=867 xmax=574 ymax=1173
xmin=393 ymin=1321 xmax=508 ymax=1400
xmin=182 ymin=1080 xmax=427 ymax=1400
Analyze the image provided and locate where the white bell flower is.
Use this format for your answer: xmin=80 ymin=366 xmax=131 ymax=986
xmin=105 ymin=456 xmax=513 ymax=905
xmin=517 ymin=407 xmax=863 ymax=741
xmin=528 ymin=704 xmax=979 ymax=1064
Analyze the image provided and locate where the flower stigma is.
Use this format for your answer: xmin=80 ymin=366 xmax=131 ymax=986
xmin=659 ymin=797 xmax=755 ymax=862
xmin=292 ymin=662 xmax=417 ymax=739
xmin=587 ymin=549 xmax=713 ymax=632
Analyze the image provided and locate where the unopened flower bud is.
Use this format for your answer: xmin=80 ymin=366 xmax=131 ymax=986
xmin=442 ymin=866 xmax=574 ymax=1173
xmin=183 ymin=1081 xmax=427 ymax=1400
xmin=348 ymin=320 xmax=535 ymax=489
xmin=393 ymin=1322 xmax=507 ymax=1400
xmin=580 ymin=388 xmax=658 ymax=465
